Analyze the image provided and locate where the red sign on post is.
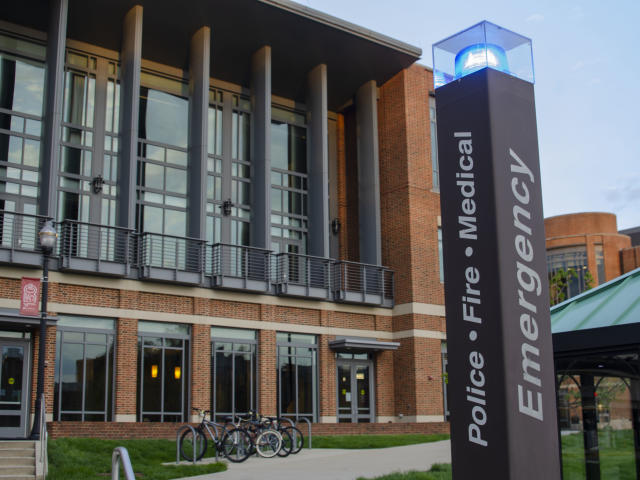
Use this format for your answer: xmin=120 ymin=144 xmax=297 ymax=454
xmin=20 ymin=277 xmax=40 ymax=316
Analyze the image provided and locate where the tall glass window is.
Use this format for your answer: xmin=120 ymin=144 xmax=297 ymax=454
xmin=595 ymin=244 xmax=605 ymax=284
xmin=429 ymin=96 xmax=439 ymax=191
xmin=136 ymin=72 xmax=189 ymax=238
xmin=137 ymin=321 xmax=190 ymax=422
xmin=277 ymin=332 xmax=317 ymax=421
xmin=230 ymin=95 xmax=251 ymax=246
xmin=211 ymin=327 xmax=256 ymax=422
xmin=547 ymin=246 xmax=590 ymax=300
xmin=270 ymin=107 xmax=308 ymax=254
xmin=438 ymin=227 xmax=444 ymax=283
xmin=53 ymin=316 xmax=115 ymax=421
xmin=206 ymin=90 xmax=224 ymax=245
xmin=0 ymin=33 xmax=45 ymax=223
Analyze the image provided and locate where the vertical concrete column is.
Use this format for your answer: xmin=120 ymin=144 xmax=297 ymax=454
xmin=38 ymin=0 xmax=68 ymax=218
xmin=356 ymin=80 xmax=382 ymax=266
xmin=115 ymin=318 xmax=138 ymax=422
xmin=258 ymin=329 xmax=277 ymax=416
xmin=190 ymin=324 xmax=211 ymax=422
xmin=317 ymin=334 xmax=336 ymax=422
xmin=375 ymin=348 xmax=395 ymax=422
xmin=116 ymin=6 xmax=143 ymax=230
xmin=188 ymin=26 xmax=211 ymax=241
xmin=250 ymin=46 xmax=272 ymax=249
xmin=307 ymin=64 xmax=329 ymax=258
xmin=31 ymin=324 xmax=57 ymax=418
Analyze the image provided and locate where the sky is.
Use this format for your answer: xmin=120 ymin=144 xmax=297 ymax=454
xmin=302 ymin=0 xmax=640 ymax=230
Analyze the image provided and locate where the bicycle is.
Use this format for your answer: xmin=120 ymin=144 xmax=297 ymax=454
xmin=180 ymin=408 xmax=253 ymax=463
xmin=227 ymin=410 xmax=284 ymax=458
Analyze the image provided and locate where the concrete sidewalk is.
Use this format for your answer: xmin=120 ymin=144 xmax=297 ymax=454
xmin=176 ymin=440 xmax=451 ymax=480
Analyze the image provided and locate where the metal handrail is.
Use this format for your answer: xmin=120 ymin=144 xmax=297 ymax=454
xmin=112 ymin=447 xmax=135 ymax=480
xmin=38 ymin=394 xmax=47 ymax=478
xmin=176 ymin=424 xmax=198 ymax=465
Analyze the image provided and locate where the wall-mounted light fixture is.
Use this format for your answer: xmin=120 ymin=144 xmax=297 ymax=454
xmin=174 ymin=366 xmax=181 ymax=380
xmin=331 ymin=218 xmax=341 ymax=235
xmin=92 ymin=175 xmax=105 ymax=194
xmin=222 ymin=199 xmax=233 ymax=216
xmin=151 ymin=364 xmax=158 ymax=378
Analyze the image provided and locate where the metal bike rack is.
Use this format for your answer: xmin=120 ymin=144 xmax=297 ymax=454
xmin=112 ymin=447 xmax=135 ymax=480
xmin=283 ymin=416 xmax=312 ymax=449
xmin=176 ymin=424 xmax=198 ymax=465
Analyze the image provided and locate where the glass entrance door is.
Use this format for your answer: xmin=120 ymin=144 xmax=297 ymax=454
xmin=337 ymin=361 xmax=373 ymax=423
xmin=0 ymin=340 xmax=29 ymax=438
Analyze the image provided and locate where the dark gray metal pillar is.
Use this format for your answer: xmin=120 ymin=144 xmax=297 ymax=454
xmin=187 ymin=26 xmax=210 ymax=241
xmin=38 ymin=0 xmax=68 ymax=218
xmin=355 ymin=80 xmax=381 ymax=266
xmin=116 ymin=5 xmax=143 ymax=230
xmin=581 ymin=374 xmax=600 ymax=480
xmin=307 ymin=64 xmax=329 ymax=258
xmin=250 ymin=46 xmax=271 ymax=249
xmin=630 ymin=378 xmax=640 ymax=480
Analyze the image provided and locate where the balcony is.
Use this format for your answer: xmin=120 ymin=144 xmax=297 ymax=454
xmin=0 ymin=210 xmax=50 ymax=267
xmin=210 ymin=243 xmax=271 ymax=293
xmin=58 ymin=220 xmax=133 ymax=276
xmin=274 ymin=253 xmax=332 ymax=300
xmin=333 ymin=261 xmax=394 ymax=307
xmin=137 ymin=232 xmax=205 ymax=285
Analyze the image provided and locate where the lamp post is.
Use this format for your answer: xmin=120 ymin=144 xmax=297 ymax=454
xmin=30 ymin=220 xmax=57 ymax=440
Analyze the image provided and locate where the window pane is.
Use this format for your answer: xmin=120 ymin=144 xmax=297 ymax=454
xmin=60 ymin=343 xmax=84 ymax=412
xmin=235 ymin=353 xmax=251 ymax=413
xmin=164 ymin=209 xmax=185 ymax=237
xmin=297 ymin=355 xmax=313 ymax=415
xmin=138 ymin=321 xmax=190 ymax=336
xmin=211 ymin=327 xmax=256 ymax=341
xmin=0 ymin=56 xmax=45 ymax=116
xmin=139 ymin=87 xmax=188 ymax=148
xmin=84 ymin=343 xmax=107 ymax=412
xmin=279 ymin=354 xmax=295 ymax=415
xmin=142 ymin=163 xmax=164 ymax=190
xmin=142 ymin=347 xmax=162 ymax=413
xmin=142 ymin=205 xmax=163 ymax=234
xmin=165 ymin=167 xmax=186 ymax=194
xmin=215 ymin=350 xmax=233 ymax=414
xmin=163 ymin=348 xmax=183 ymax=413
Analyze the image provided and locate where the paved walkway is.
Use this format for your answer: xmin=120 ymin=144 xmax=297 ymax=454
xmin=176 ymin=440 xmax=451 ymax=480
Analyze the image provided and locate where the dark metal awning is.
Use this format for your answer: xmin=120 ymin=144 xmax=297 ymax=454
xmin=0 ymin=309 xmax=57 ymax=329
xmin=6 ymin=0 xmax=421 ymax=111
xmin=329 ymin=337 xmax=399 ymax=352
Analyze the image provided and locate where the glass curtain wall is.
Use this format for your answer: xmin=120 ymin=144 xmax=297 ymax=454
xmin=206 ymin=90 xmax=223 ymax=245
xmin=137 ymin=321 xmax=190 ymax=422
xmin=137 ymin=72 xmax=189 ymax=269
xmin=211 ymin=327 xmax=256 ymax=422
xmin=229 ymin=95 xmax=251 ymax=246
xmin=53 ymin=316 xmax=115 ymax=421
xmin=277 ymin=332 xmax=317 ymax=421
xmin=270 ymin=107 xmax=308 ymax=255
xmin=0 ymin=33 xmax=45 ymax=248
xmin=58 ymin=49 xmax=119 ymax=251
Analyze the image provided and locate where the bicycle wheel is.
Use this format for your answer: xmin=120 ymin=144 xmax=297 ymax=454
xmin=276 ymin=427 xmax=293 ymax=457
xmin=221 ymin=428 xmax=253 ymax=463
xmin=283 ymin=426 xmax=304 ymax=454
xmin=180 ymin=427 xmax=207 ymax=461
xmin=254 ymin=430 xmax=282 ymax=458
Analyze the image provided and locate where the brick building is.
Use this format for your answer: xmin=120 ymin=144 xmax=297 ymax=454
xmin=545 ymin=212 xmax=640 ymax=300
xmin=0 ymin=0 xmax=449 ymax=438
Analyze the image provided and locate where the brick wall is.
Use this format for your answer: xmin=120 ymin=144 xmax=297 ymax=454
xmin=318 ymin=334 xmax=336 ymax=418
xmin=258 ymin=329 xmax=277 ymax=416
xmin=30 ymin=324 xmax=56 ymax=414
xmin=621 ymin=246 xmax=640 ymax=273
xmin=115 ymin=318 xmax=138 ymax=417
xmin=191 ymin=324 xmax=211 ymax=412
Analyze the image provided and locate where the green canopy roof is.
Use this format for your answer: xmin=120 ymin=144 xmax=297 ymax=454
xmin=551 ymin=267 xmax=640 ymax=334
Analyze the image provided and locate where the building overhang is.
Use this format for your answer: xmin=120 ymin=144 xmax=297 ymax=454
xmin=329 ymin=338 xmax=399 ymax=353
xmin=0 ymin=309 xmax=57 ymax=329
xmin=5 ymin=0 xmax=422 ymax=111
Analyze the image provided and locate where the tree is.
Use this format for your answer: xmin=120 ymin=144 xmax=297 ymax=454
xmin=549 ymin=267 xmax=595 ymax=306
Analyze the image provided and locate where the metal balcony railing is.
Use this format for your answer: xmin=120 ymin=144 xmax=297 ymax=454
xmin=58 ymin=220 xmax=133 ymax=276
xmin=333 ymin=260 xmax=395 ymax=307
xmin=137 ymin=232 xmax=205 ymax=284
xmin=274 ymin=252 xmax=332 ymax=300
xmin=211 ymin=243 xmax=271 ymax=292
xmin=0 ymin=210 xmax=50 ymax=266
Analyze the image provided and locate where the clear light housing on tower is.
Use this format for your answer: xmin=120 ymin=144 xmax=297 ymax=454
xmin=433 ymin=21 xmax=534 ymax=89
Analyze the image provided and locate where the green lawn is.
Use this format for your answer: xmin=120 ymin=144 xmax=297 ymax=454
xmin=357 ymin=464 xmax=452 ymax=480
xmin=48 ymin=438 xmax=226 ymax=480
xmin=307 ymin=433 xmax=450 ymax=449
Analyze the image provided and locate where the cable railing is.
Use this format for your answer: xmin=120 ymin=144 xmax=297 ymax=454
xmin=333 ymin=260 xmax=395 ymax=306
xmin=59 ymin=220 xmax=133 ymax=275
xmin=211 ymin=243 xmax=271 ymax=292
xmin=137 ymin=232 xmax=205 ymax=284
xmin=274 ymin=252 xmax=332 ymax=299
